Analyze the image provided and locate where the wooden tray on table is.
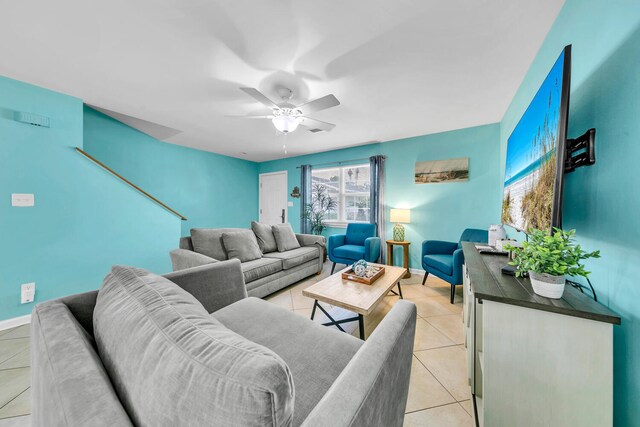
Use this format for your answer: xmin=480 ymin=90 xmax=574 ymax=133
xmin=342 ymin=266 xmax=385 ymax=285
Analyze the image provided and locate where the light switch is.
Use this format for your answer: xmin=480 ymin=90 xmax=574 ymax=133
xmin=11 ymin=193 xmax=34 ymax=207
xmin=287 ymin=201 xmax=294 ymax=207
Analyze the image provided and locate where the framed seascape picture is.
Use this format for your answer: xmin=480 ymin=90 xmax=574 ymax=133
xmin=415 ymin=157 xmax=469 ymax=184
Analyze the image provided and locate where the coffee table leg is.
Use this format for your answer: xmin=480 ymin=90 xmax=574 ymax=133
xmin=358 ymin=314 xmax=365 ymax=340
xmin=397 ymin=282 xmax=404 ymax=299
xmin=311 ymin=300 xmax=318 ymax=320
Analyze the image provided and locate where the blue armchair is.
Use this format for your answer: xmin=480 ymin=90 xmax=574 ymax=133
xmin=328 ymin=223 xmax=381 ymax=274
xmin=421 ymin=228 xmax=488 ymax=303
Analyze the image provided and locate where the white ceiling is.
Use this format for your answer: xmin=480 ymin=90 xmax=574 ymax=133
xmin=0 ymin=0 xmax=564 ymax=162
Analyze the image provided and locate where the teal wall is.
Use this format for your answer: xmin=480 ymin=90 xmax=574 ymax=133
xmin=499 ymin=1 xmax=640 ymax=424
xmin=0 ymin=77 xmax=180 ymax=321
xmin=259 ymin=123 xmax=502 ymax=269
xmin=83 ymin=107 xmax=259 ymax=236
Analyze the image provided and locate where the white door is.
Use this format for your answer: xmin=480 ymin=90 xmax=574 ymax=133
xmin=259 ymin=171 xmax=288 ymax=225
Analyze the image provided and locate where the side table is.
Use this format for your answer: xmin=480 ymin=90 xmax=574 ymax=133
xmin=386 ymin=240 xmax=411 ymax=279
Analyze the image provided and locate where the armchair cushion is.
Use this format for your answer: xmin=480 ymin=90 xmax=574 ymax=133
xmin=344 ymin=223 xmax=376 ymax=246
xmin=328 ymin=234 xmax=346 ymax=254
xmin=212 ymin=297 xmax=362 ymax=426
xmin=272 ymin=223 xmax=301 ymax=252
xmin=251 ymin=221 xmax=278 ymax=253
xmin=422 ymin=240 xmax=459 ymax=255
xmin=333 ymin=244 xmax=366 ymax=261
xmin=424 ymin=254 xmax=454 ymax=276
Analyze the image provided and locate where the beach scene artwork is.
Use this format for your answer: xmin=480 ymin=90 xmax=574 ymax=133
xmin=415 ymin=157 xmax=469 ymax=184
xmin=501 ymin=50 xmax=565 ymax=232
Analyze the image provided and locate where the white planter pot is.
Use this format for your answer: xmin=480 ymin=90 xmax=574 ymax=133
xmin=529 ymin=271 xmax=566 ymax=299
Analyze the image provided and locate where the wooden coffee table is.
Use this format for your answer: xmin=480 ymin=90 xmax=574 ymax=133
xmin=302 ymin=263 xmax=407 ymax=340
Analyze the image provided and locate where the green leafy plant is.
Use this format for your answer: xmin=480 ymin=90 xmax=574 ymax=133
xmin=303 ymin=184 xmax=338 ymax=235
xmin=505 ymin=228 xmax=600 ymax=278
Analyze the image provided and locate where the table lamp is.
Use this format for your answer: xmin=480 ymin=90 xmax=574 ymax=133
xmin=390 ymin=209 xmax=410 ymax=242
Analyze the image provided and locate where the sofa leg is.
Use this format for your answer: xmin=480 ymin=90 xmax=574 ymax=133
xmin=421 ymin=272 xmax=429 ymax=286
xmin=331 ymin=262 xmax=336 ymax=274
xmin=450 ymin=284 xmax=456 ymax=304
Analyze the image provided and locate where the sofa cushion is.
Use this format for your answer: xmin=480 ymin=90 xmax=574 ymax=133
xmin=333 ymin=244 xmax=366 ymax=261
xmin=213 ymin=297 xmax=363 ymax=427
xmin=222 ymin=230 xmax=263 ymax=262
xmin=264 ymin=246 xmax=320 ymax=270
xmin=424 ymin=254 xmax=454 ymax=275
xmin=93 ymin=266 xmax=294 ymax=427
xmin=272 ymin=223 xmax=301 ymax=252
xmin=241 ymin=257 xmax=283 ymax=283
xmin=190 ymin=228 xmax=244 ymax=260
xmin=252 ymin=221 xmax=278 ymax=253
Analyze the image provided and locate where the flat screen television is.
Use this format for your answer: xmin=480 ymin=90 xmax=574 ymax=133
xmin=501 ymin=45 xmax=571 ymax=233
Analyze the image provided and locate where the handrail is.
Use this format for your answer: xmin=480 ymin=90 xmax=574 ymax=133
xmin=75 ymin=147 xmax=188 ymax=221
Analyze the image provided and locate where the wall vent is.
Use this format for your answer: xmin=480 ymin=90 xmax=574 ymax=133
xmin=14 ymin=111 xmax=50 ymax=128
xmin=308 ymin=128 xmax=323 ymax=133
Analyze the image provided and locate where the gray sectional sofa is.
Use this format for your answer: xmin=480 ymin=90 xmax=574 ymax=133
xmin=170 ymin=223 xmax=326 ymax=298
xmin=32 ymin=260 xmax=416 ymax=426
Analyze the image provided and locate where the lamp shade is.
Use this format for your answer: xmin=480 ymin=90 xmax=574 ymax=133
xmin=390 ymin=208 xmax=410 ymax=223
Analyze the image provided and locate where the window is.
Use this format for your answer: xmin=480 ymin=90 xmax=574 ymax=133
xmin=311 ymin=164 xmax=370 ymax=225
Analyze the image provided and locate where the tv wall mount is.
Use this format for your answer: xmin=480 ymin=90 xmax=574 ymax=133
xmin=565 ymin=128 xmax=596 ymax=173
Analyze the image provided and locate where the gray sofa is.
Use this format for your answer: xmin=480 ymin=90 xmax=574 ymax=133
xmin=32 ymin=260 xmax=416 ymax=426
xmin=170 ymin=225 xmax=326 ymax=298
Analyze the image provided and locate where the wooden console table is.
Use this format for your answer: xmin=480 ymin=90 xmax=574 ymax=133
xmin=386 ymin=240 xmax=411 ymax=278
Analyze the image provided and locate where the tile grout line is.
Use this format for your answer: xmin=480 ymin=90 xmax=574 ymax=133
xmin=404 ymin=400 xmax=471 ymax=416
xmin=412 ymin=353 xmax=460 ymax=404
xmin=0 ymin=386 xmax=29 ymax=413
xmin=410 ymin=354 xmax=457 ymax=406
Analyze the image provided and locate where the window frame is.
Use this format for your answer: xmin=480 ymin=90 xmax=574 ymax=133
xmin=311 ymin=163 xmax=371 ymax=228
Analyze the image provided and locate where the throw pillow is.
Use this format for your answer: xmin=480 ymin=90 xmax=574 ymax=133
xmin=272 ymin=223 xmax=301 ymax=252
xmin=251 ymin=221 xmax=278 ymax=253
xmin=222 ymin=230 xmax=263 ymax=262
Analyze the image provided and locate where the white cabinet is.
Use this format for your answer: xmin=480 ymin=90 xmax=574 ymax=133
xmin=463 ymin=260 xmax=616 ymax=427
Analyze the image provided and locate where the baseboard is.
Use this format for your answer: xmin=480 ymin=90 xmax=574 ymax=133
xmin=0 ymin=314 xmax=31 ymax=331
xmin=409 ymin=268 xmax=426 ymax=275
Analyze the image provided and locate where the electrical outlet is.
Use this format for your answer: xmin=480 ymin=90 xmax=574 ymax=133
xmin=21 ymin=282 xmax=35 ymax=304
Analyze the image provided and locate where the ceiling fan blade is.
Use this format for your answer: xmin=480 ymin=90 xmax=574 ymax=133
xmin=240 ymin=88 xmax=279 ymax=109
xmin=226 ymin=115 xmax=274 ymax=119
xmin=297 ymin=94 xmax=340 ymax=115
xmin=299 ymin=117 xmax=336 ymax=132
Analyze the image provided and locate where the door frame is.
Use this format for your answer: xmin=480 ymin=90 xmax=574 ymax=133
xmin=258 ymin=171 xmax=288 ymax=224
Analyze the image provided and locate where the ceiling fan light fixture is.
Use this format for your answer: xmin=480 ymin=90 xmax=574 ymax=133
xmin=272 ymin=110 xmax=302 ymax=133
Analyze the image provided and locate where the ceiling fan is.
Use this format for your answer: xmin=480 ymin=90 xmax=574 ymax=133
xmin=234 ymin=87 xmax=340 ymax=134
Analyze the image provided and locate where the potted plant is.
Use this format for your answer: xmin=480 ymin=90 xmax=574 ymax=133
xmin=506 ymin=228 xmax=600 ymax=299
xmin=302 ymin=183 xmax=338 ymax=235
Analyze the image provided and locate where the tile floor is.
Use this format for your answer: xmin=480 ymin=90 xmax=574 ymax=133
xmin=0 ymin=261 xmax=473 ymax=426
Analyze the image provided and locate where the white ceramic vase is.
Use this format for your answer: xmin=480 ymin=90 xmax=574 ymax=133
xmin=529 ymin=271 xmax=566 ymax=299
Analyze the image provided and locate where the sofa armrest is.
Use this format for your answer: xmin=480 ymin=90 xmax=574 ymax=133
xmin=170 ymin=248 xmax=217 ymax=271
xmin=163 ymin=259 xmax=247 ymax=313
xmin=297 ymin=233 xmax=327 ymax=263
xmin=328 ymin=234 xmax=346 ymax=257
xmin=422 ymin=240 xmax=459 ymax=256
xmin=364 ymin=237 xmax=381 ymax=263
xmin=301 ymin=300 xmax=416 ymax=427
xmin=296 ymin=233 xmax=326 ymax=248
